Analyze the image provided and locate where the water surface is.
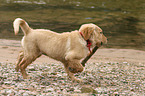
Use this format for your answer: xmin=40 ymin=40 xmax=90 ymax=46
xmin=0 ymin=0 xmax=145 ymax=50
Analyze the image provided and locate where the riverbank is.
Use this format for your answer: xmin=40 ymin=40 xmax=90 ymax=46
xmin=0 ymin=39 xmax=145 ymax=64
xmin=0 ymin=39 xmax=145 ymax=95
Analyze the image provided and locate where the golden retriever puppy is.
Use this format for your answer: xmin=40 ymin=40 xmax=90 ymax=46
xmin=13 ymin=18 xmax=107 ymax=82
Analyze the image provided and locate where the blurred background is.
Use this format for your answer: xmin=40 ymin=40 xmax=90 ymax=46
xmin=0 ymin=0 xmax=145 ymax=50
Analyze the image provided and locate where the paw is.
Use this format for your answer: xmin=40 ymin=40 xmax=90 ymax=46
xmin=22 ymin=74 xmax=31 ymax=79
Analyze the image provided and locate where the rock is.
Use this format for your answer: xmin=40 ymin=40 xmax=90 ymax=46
xmin=4 ymin=81 xmax=11 ymax=85
xmin=81 ymin=87 xmax=97 ymax=94
xmin=41 ymin=72 xmax=48 ymax=77
xmin=29 ymin=68 xmax=36 ymax=71
xmin=23 ymin=92 xmax=29 ymax=96
xmin=74 ymin=89 xmax=81 ymax=93
xmin=41 ymin=81 xmax=51 ymax=86
xmin=51 ymin=72 xmax=57 ymax=75
xmin=6 ymin=89 xmax=13 ymax=94
xmin=67 ymin=87 xmax=74 ymax=92
xmin=44 ymin=88 xmax=54 ymax=92
xmin=113 ymin=92 xmax=119 ymax=96
xmin=0 ymin=81 xmax=4 ymax=85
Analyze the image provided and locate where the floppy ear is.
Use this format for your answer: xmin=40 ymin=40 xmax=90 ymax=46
xmin=80 ymin=26 xmax=94 ymax=40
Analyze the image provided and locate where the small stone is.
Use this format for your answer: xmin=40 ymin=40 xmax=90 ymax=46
xmin=51 ymin=72 xmax=57 ymax=75
xmin=131 ymin=89 xmax=135 ymax=91
xmin=23 ymin=92 xmax=29 ymax=96
xmin=41 ymin=72 xmax=48 ymax=77
xmin=68 ymin=87 xmax=74 ymax=92
xmin=29 ymin=68 xmax=36 ymax=71
xmin=0 ymin=81 xmax=4 ymax=84
xmin=113 ymin=92 xmax=119 ymax=96
xmin=4 ymin=81 xmax=11 ymax=85
xmin=74 ymin=89 xmax=81 ymax=93
xmin=19 ymin=90 xmax=26 ymax=93
xmin=81 ymin=87 xmax=97 ymax=94
xmin=41 ymin=81 xmax=51 ymax=86
xmin=6 ymin=89 xmax=13 ymax=94
xmin=44 ymin=88 xmax=54 ymax=92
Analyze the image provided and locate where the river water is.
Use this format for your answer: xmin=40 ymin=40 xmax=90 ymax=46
xmin=0 ymin=0 xmax=145 ymax=50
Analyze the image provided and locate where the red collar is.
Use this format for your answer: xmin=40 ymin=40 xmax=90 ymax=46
xmin=79 ymin=32 xmax=92 ymax=53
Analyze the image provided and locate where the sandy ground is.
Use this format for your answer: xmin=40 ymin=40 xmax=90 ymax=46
xmin=0 ymin=39 xmax=145 ymax=64
xmin=0 ymin=39 xmax=145 ymax=95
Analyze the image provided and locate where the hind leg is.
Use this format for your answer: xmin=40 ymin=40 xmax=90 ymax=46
xmin=18 ymin=54 xmax=41 ymax=79
xmin=16 ymin=50 xmax=41 ymax=79
xmin=15 ymin=51 xmax=24 ymax=72
xmin=19 ymin=56 xmax=34 ymax=79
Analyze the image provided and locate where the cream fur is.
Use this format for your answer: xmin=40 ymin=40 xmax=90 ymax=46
xmin=13 ymin=18 xmax=107 ymax=82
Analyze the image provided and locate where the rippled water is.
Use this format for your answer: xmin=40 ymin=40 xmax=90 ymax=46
xmin=0 ymin=0 xmax=145 ymax=50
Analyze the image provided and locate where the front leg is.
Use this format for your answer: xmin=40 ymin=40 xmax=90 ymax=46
xmin=65 ymin=66 xmax=82 ymax=82
xmin=64 ymin=52 xmax=84 ymax=82
xmin=63 ymin=61 xmax=83 ymax=82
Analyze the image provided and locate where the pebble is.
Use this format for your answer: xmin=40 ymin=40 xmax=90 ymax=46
xmin=0 ymin=62 xmax=144 ymax=95
xmin=74 ymin=89 xmax=81 ymax=93
xmin=81 ymin=86 xmax=97 ymax=93
xmin=45 ymin=88 xmax=54 ymax=92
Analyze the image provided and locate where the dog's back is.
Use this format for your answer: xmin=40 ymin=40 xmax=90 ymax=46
xmin=13 ymin=18 xmax=73 ymax=61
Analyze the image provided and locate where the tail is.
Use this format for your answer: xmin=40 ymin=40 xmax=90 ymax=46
xmin=13 ymin=18 xmax=31 ymax=35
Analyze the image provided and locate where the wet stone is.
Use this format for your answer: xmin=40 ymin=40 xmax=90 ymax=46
xmin=81 ymin=87 xmax=97 ymax=94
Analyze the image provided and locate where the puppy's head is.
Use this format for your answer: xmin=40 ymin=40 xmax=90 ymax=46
xmin=79 ymin=23 xmax=107 ymax=47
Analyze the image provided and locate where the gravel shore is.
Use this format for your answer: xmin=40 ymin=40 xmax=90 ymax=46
xmin=0 ymin=39 xmax=145 ymax=95
xmin=0 ymin=61 xmax=144 ymax=95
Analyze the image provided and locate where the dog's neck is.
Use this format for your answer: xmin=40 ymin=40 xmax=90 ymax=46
xmin=79 ymin=32 xmax=92 ymax=53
